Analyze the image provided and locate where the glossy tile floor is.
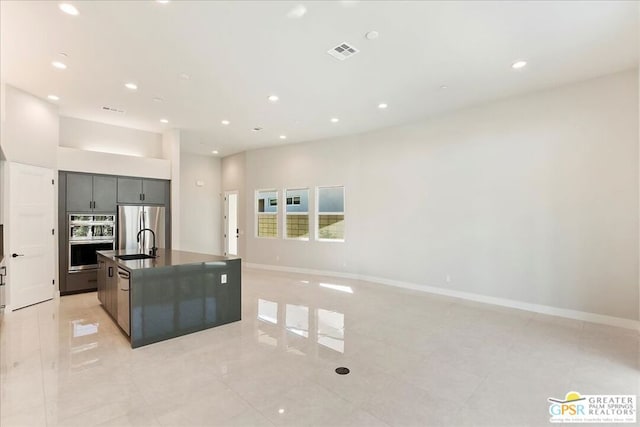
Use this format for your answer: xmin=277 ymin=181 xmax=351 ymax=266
xmin=1 ymin=268 xmax=638 ymax=427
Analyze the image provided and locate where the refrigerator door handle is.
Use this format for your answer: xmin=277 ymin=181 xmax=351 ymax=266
xmin=139 ymin=208 xmax=144 ymax=253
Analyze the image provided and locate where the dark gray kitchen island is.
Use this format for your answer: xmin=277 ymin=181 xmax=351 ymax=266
xmin=96 ymin=249 xmax=241 ymax=348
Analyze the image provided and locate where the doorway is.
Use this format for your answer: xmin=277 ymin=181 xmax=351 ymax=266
xmin=224 ymin=191 xmax=238 ymax=256
xmin=8 ymin=162 xmax=55 ymax=310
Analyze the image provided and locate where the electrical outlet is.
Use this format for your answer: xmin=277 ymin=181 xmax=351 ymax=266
xmin=221 ymin=274 xmax=227 ymax=284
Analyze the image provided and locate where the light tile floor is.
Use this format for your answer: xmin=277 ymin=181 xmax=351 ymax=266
xmin=1 ymin=268 xmax=638 ymax=426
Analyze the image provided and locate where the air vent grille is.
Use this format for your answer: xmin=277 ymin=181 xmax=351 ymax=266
xmin=327 ymin=42 xmax=359 ymax=61
xmin=102 ymin=106 xmax=126 ymax=114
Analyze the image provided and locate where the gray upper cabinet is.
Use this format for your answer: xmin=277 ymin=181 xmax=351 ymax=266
xmin=117 ymin=177 xmax=166 ymax=205
xmin=117 ymin=177 xmax=143 ymax=204
xmin=66 ymin=173 xmax=117 ymax=213
xmin=142 ymin=179 xmax=166 ymax=205
xmin=93 ymin=176 xmax=117 ymax=212
xmin=66 ymin=173 xmax=94 ymax=212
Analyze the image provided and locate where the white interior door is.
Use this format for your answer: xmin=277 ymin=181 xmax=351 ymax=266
xmin=224 ymin=191 xmax=238 ymax=256
xmin=8 ymin=162 xmax=55 ymax=310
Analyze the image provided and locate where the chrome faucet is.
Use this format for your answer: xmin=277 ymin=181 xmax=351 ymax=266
xmin=136 ymin=228 xmax=157 ymax=257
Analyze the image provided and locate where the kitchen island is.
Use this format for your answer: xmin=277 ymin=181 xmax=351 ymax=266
xmin=96 ymin=249 xmax=241 ymax=348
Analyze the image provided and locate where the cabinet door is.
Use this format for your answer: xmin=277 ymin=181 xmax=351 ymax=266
xmin=66 ymin=173 xmax=93 ymax=212
xmin=117 ymin=178 xmax=143 ymax=204
xmin=93 ymin=176 xmax=117 ymax=212
xmin=97 ymin=259 xmax=106 ymax=305
xmin=142 ymin=179 xmax=166 ymax=205
xmin=109 ymin=261 xmax=118 ymax=319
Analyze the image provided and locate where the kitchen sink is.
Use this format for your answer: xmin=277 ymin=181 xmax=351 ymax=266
xmin=116 ymin=253 xmax=155 ymax=261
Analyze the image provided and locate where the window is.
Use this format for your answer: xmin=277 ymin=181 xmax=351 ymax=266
xmin=256 ymin=189 xmax=278 ymax=238
xmin=316 ymin=186 xmax=344 ymax=241
xmin=285 ymin=188 xmax=309 ymax=240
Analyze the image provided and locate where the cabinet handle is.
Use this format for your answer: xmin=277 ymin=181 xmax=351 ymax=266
xmin=140 ymin=193 xmax=143 ymax=201
xmin=11 ymin=253 xmax=24 ymax=258
xmin=108 ymin=266 xmax=113 ymax=277
xmin=142 ymin=193 xmax=145 ymax=201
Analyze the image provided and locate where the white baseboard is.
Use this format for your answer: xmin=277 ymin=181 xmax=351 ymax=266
xmin=244 ymin=262 xmax=640 ymax=332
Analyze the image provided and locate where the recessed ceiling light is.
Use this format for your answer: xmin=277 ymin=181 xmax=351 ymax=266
xmin=512 ymin=60 xmax=527 ymax=70
xmin=440 ymin=85 xmax=448 ymax=90
xmin=365 ymin=30 xmax=379 ymax=40
xmin=279 ymin=135 xmax=287 ymax=140
xmin=124 ymin=82 xmax=138 ymax=91
xmin=286 ymin=4 xmax=306 ymax=18
xmin=212 ymin=150 xmax=219 ymax=154
xmin=160 ymin=119 xmax=169 ymax=124
xmin=58 ymin=3 xmax=79 ymax=16
xmin=378 ymin=103 xmax=388 ymax=109
xmin=268 ymin=95 xmax=279 ymax=103
xmin=156 ymin=0 xmax=170 ymax=3
xmin=330 ymin=118 xmax=339 ymax=123
xmin=47 ymin=95 xmax=59 ymax=101
xmin=179 ymin=73 xmax=191 ymax=80
xmin=58 ymin=52 xmax=68 ymax=57
xmin=51 ymin=61 xmax=67 ymax=70
xmin=152 ymin=97 xmax=164 ymax=103
xmin=221 ymin=120 xmax=230 ymax=125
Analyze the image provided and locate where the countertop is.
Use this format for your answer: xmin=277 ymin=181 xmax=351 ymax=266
xmin=97 ymin=249 xmax=239 ymax=271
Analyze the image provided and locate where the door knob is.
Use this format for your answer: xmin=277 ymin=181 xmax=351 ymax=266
xmin=11 ymin=253 xmax=24 ymax=258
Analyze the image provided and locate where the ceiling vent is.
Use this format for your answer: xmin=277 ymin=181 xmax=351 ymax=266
xmin=102 ymin=106 xmax=126 ymax=114
xmin=327 ymin=42 xmax=359 ymax=61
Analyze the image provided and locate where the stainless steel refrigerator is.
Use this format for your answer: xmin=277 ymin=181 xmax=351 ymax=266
xmin=118 ymin=206 xmax=165 ymax=253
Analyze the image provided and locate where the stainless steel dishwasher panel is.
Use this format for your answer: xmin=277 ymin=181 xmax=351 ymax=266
xmin=117 ymin=267 xmax=130 ymax=336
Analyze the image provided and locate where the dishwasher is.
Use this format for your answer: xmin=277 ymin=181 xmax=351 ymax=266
xmin=117 ymin=267 xmax=130 ymax=336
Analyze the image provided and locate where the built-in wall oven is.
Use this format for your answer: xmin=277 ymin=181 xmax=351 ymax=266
xmin=69 ymin=215 xmax=115 ymax=272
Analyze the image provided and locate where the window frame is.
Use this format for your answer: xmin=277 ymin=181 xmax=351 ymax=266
xmin=315 ymin=185 xmax=345 ymax=242
xmin=284 ymin=187 xmax=310 ymax=241
xmin=255 ymin=188 xmax=279 ymax=239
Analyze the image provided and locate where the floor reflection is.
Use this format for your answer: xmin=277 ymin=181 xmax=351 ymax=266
xmin=317 ymin=309 xmax=344 ymax=353
xmin=256 ymin=289 xmax=346 ymax=355
xmin=69 ymin=320 xmax=100 ymax=369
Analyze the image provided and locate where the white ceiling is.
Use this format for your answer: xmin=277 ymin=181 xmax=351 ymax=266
xmin=1 ymin=1 xmax=638 ymax=157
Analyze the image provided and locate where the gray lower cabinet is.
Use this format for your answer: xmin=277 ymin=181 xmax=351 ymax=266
xmin=97 ymin=255 xmax=118 ymax=319
xmin=67 ymin=270 xmax=98 ymax=293
xmin=117 ymin=177 xmax=167 ymax=205
xmin=66 ymin=173 xmax=117 ymax=213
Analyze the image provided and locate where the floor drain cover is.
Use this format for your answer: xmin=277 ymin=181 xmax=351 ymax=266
xmin=335 ymin=367 xmax=350 ymax=375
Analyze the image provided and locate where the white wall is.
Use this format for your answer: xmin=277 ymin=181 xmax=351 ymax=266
xmin=233 ymin=69 xmax=639 ymax=321
xmin=180 ymin=153 xmax=222 ymax=254
xmin=1 ymin=85 xmax=58 ymax=168
xmin=221 ymin=152 xmax=246 ymax=256
xmin=163 ymin=129 xmax=181 ymax=248
xmin=57 ymin=147 xmax=171 ymax=179
xmin=60 ymin=116 xmax=163 ymax=158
